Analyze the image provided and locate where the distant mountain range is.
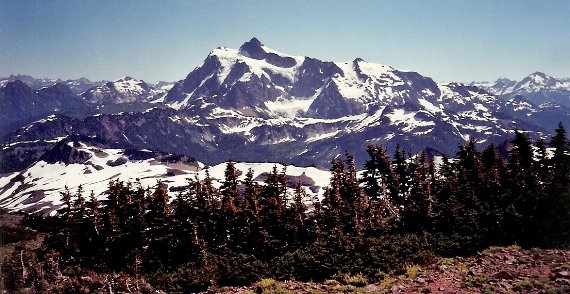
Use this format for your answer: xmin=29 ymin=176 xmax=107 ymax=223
xmin=473 ymin=72 xmax=570 ymax=108
xmin=1 ymin=38 xmax=569 ymax=174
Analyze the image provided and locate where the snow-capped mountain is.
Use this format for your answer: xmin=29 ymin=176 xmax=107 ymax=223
xmin=0 ymin=74 xmax=105 ymax=94
xmin=2 ymin=38 xmax=569 ymax=174
xmin=476 ymin=72 xmax=570 ymax=108
xmin=81 ymin=76 xmax=161 ymax=104
xmin=0 ymin=139 xmax=330 ymax=215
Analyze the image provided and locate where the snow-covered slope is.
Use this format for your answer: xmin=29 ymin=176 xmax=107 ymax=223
xmin=81 ymin=77 xmax=158 ymax=104
xmin=0 ymin=140 xmax=331 ymax=215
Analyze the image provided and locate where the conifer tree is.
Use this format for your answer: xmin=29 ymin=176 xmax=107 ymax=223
xmin=255 ymin=165 xmax=289 ymax=259
xmin=243 ymin=168 xmax=260 ymax=217
xmin=221 ymin=160 xmax=240 ymax=214
xmin=361 ymin=145 xmax=398 ymax=233
xmin=287 ymin=181 xmax=309 ymax=248
xmin=344 ymin=151 xmax=368 ymax=243
xmin=508 ymin=130 xmax=542 ymax=247
xmin=402 ymin=151 xmax=432 ymax=234
xmin=84 ymin=191 xmax=105 ymax=266
xmin=480 ymin=143 xmax=512 ymax=245
xmin=144 ymin=182 xmax=173 ymax=270
xmin=544 ymin=122 xmax=570 ymax=247
xmin=172 ymin=180 xmax=202 ymax=266
xmin=392 ymin=144 xmax=408 ymax=212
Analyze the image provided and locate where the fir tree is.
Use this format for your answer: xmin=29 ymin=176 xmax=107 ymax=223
xmin=544 ymin=122 xmax=570 ymax=247
xmin=508 ymin=131 xmax=542 ymax=247
xmin=144 ymin=182 xmax=173 ymax=270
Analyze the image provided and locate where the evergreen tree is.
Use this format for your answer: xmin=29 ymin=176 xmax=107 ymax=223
xmin=402 ymin=151 xmax=433 ymax=235
xmin=256 ymin=165 xmax=288 ymax=259
xmin=221 ymin=160 xmax=240 ymax=214
xmin=144 ymin=182 xmax=173 ymax=270
xmin=172 ymin=179 xmax=203 ymax=266
xmin=480 ymin=143 xmax=512 ymax=246
xmin=287 ymin=181 xmax=310 ymax=248
xmin=84 ymin=191 xmax=105 ymax=267
xmin=507 ymin=131 xmax=542 ymax=247
xmin=361 ymin=145 xmax=399 ymax=220
xmin=543 ymin=122 xmax=570 ymax=247
xmin=392 ymin=144 xmax=408 ymax=213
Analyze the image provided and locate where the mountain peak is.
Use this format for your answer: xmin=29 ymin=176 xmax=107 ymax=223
xmin=248 ymin=37 xmax=263 ymax=47
xmin=239 ymin=37 xmax=266 ymax=59
xmin=115 ymin=76 xmax=136 ymax=82
xmin=529 ymin=71 xmax=546 ymax=77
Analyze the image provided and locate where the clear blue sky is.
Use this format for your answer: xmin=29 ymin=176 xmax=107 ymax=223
xmin=1 ymin=0 xmax=569 ymax=83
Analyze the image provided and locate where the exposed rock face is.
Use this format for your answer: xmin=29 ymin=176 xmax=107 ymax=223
xmin=40 ymin=141 xmax=91 ymax=164
xmin=308 ymin=81 xmax=365 ymax=118
xmin=0 ymin=81 xmax=86 ymax=127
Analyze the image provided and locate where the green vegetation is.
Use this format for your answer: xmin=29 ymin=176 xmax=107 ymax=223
xmin=513 ymin=279 xmax=534 ymax=291
xmin=255 ymin=279 xmax=291 ymax=294
xmin=406 ymin=264 xmax=422 ymax=279
xmin=1 ymin=124 xmax=569 ymax=293
xmin=346 ymin=273 xmax=369 ymax=287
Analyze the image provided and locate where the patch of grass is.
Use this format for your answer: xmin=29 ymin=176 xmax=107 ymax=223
xmin=371 ymin=270 xmax=388 ymax=283
xmin=530 ymin=247 xmax=543 ymax=253
xmin=480 ymin=246 xmax=503 ymax=255
xmin=346 ymin=273 xmax=368 ymax=287
xmin=482 ymin=285 xmax=498 ymax=294
xmin=513 ymin=279 xmax=533 ymax=292
xmin=481 ymin=244 xmax=522 ymax=256
xmin=307 ymin=290 xmax=325 ymax=294
xmin=323 ymin=279 xmax=339 ymax=286
xmin=461 ymin=275 xmax=489 ymax=288
xmin=440 ymin=257 xmax=455 ymax=265
xmin=255 ymin=279 xmax=292 ymax=294
xmin=257 ymin=278 xmax=277 ymax=289
xmin=406 ymin=264 xmax=421 ymax=279
xmin=378 ymin=276 xmax=399 ymax=290
xmin=545 ymin=285 xmax=563 ymax=294
xmin=505 ymin=244 xmax=522 ymax=251
xmin=332 ymin=285 xmax=357 ymax=292
xmin=537 ymin=275 xmax=551 ymax=285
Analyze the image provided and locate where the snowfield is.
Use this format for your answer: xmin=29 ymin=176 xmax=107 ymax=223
xmin=0 ymin=142 xmax=332 ymax=215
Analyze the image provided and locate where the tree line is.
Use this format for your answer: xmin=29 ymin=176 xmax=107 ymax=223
xmin=3 ymin=123 xmax=569 ymax=293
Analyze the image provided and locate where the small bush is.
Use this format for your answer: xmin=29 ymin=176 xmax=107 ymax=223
xmin=513 ymin=279 xmax=533 ymax=291
xmin=406 ymin=264 xmax=421 ymax=279
xmin=323 ymin=279 xmax=339 ymax=286
xmin=482 ymin=285 xmax=498 ymax=294
xmin=440 ymin=257 xmax=455 ymax=265
xmin=346 ymin=272 xmax=368 ymax=287
xmin=257 ymin=278 xmax=277 ymax=289
xmin=255 ymin=279 xmax=291 ymax=294
xmin=332 ymin=285 xmax=356 ymax=292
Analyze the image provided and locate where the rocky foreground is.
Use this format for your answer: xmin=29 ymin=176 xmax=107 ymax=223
xmin=208 ymin=246 xmax=570 ymax=294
